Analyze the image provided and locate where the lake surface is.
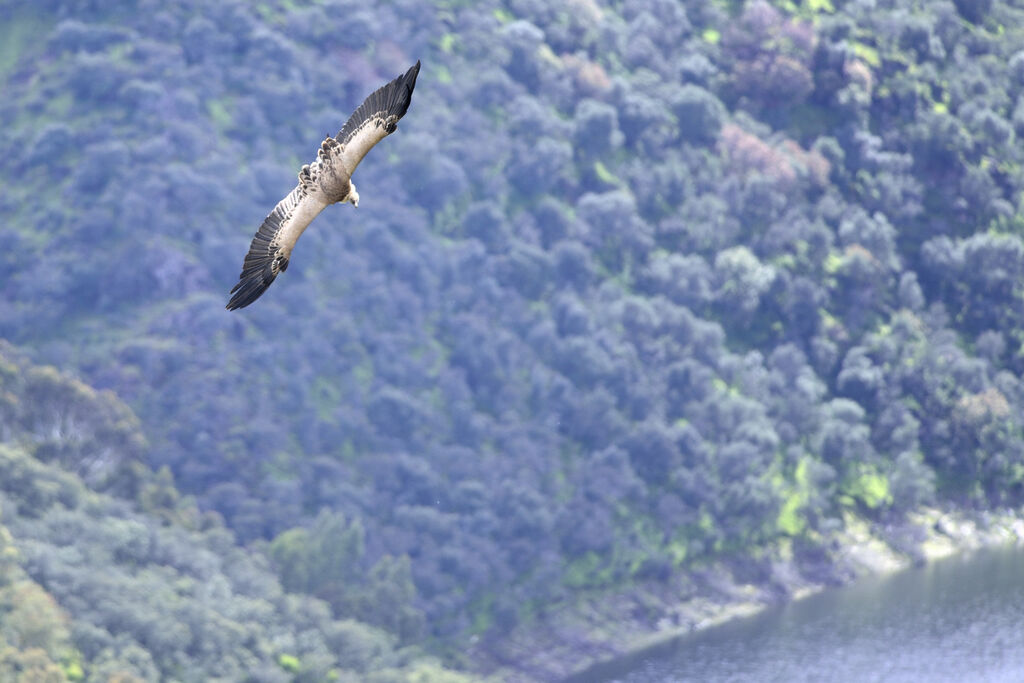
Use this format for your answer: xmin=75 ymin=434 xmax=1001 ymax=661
xmin=603 ymin=545 xmax=1024 ymax=682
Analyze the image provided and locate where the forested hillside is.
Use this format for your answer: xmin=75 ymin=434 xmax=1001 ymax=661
xmin=0 ymin=343 xmax=471 ymax=681
xmin=2 ymin=0 xmax=1024 ymax=678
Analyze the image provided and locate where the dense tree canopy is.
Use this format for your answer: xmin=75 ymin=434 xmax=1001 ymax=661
xmin=2 ymin=0 xmax=1024 ymax=678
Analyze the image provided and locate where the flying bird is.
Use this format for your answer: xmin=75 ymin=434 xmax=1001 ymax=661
xmin=227 ymin=61 xmax=421 ymax=310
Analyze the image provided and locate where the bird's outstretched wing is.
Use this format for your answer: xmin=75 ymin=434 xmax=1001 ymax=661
xmin=226 ymin=183 xmax=326 ymax=310
xmin=337 ymin=60 xmax=420 ymax=176
xmin=227 ymin=61 xmax=420 ymax=310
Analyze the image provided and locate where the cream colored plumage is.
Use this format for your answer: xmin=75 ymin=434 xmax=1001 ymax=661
xmin=227 ymin=61 xmax=420 ymax=310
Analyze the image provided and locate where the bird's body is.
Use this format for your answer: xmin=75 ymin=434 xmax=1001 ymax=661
xmin=227 ymin=60 xmax=420 ymax=310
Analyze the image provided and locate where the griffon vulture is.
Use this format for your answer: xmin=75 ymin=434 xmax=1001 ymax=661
xmin=226 ymin=61 xmax=421 ymax=310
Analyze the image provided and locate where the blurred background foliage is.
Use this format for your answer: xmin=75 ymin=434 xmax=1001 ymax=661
xmin=1 ymin=0 xmax=1024 ymax=679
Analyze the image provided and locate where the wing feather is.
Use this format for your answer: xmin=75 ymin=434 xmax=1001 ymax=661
xmin=226 ymin=185 xmax=325 ymax=310
xmin=336 ymin=61 xmax=420 ymax=176
xmin=226 ymin=61 xmax=420 ymax=310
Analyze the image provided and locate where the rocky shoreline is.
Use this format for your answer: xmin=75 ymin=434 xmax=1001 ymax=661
xmin=472 ymin=507 xmax=1024 ymax=682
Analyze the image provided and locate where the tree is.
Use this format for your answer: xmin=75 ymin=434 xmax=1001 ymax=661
xmin=270 ymin=511 xmax=365 ymax=600
xmin=572 ymin=98 xmax=622 ymax=157
xmin=672 ymin=85 xmax=726 ymax=145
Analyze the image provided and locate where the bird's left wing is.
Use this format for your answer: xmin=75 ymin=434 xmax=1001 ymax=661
xmin=336 ymin=60 xmax=420 ymax=176
xmin=226 ymin=182 xmax=326 ymax=310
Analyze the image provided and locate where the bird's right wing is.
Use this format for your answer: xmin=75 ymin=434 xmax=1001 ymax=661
xmin=226 ymin=183 xmax=326 ymax=310
xmin=336 ymin=60 xmax=420 ymax=176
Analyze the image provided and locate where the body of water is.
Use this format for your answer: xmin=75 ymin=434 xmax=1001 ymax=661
xmin=603 ymin=545 xmax=1024 ymax=682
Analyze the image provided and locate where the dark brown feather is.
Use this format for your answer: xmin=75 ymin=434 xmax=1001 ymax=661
xmin=337 ymin=61 xmax=420 ymax=145
xmin=225 ymin=186 xmax=301 ymax=310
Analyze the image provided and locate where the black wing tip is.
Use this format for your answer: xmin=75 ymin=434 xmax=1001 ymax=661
xmin=225 ymin=259 xmax=284 ymax=310
xmin=225 ymin=278 xmax=273 ymax=310
xmin=336 ymin=60 xmax=422 ymax=143
xmin=406 ymin=60 xmax=421 ymax=83
xmin=394 ymin=60 xmax=421 ymax=115
xmin=225 ymin=280 xmax=269 ymax=310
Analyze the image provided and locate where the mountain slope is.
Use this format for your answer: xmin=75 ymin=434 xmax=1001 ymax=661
xmin=0 ymin=343 xmax=475 ymax=682
xmin=1 ymin=0 xmax=1024 ymax=674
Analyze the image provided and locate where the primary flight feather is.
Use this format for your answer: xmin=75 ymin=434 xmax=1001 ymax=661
xmin=226 ymin=60 xmax=421 ymax=310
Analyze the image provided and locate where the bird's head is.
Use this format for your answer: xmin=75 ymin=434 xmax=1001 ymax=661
xmin=348 ymin=183 xmax=359 ymax=208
